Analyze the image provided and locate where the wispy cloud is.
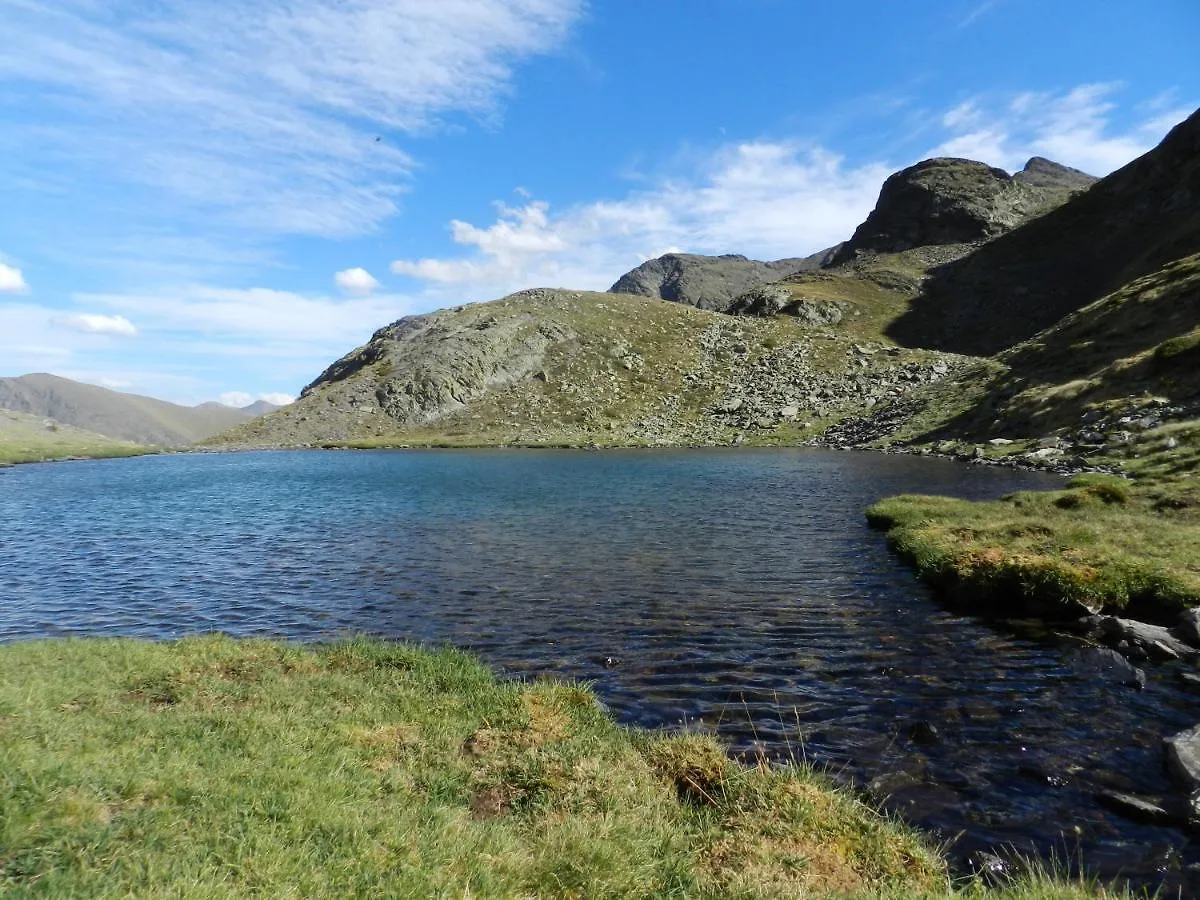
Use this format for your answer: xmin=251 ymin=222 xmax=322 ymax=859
xmin=929 ymin=83 xmax=1192 ymax=175
xmin=0 ymin=287 xmax=415 ymax=403
xmin=957 ymin=0 xmax=1002 ymax=29
xmin=391 ymin=144 xmax=892 ymax=299
xmin=0 ymin=0 xmax=583 ymax=239
xmin=54 ymin=313 xmax=139 ymax=338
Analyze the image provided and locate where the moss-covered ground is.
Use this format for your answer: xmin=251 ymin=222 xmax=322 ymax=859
xmin=868 ymin=474 xmax=1200 ymax=620
xmin=0 ymin=637 xmax=1132 ymax=898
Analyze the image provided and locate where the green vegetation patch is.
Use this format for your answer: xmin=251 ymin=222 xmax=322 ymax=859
xmin=0 ymin=636 xmax=957 ymax=898
xmin=867 ymin=475 xmax=1200 ymax=620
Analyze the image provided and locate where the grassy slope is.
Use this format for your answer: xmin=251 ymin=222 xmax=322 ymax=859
xmin=868 ymin=253 xmax=1200 ymax=449
xmin=0 ymin=636 xmax=1131 ymax=899
xmin=0 ymin=636 xmax=947 ymax=898
xmin=862 ymin=255 xmax=1200 ymax=619
xmin=0 ymin=408 xmax=148 ymax=465
xmin=0 ymin=374 xmax=254 ymax=446
xmin=213 ymin=289 xmax=962 ymax=450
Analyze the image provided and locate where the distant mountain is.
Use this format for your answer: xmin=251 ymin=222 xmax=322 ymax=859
xmin=0 ymin=374 xmax=274 ymax=446
xmin=241 ymin=399 xmax=282 ymax=416
xmin=607 ymin=247 xmax=840 ymax=313
xmin=0 ymin=408 xmax=145 ymax=465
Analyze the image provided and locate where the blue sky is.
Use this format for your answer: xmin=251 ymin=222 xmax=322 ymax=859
xmin=1 ymin=0 xmax=1196 ymax=406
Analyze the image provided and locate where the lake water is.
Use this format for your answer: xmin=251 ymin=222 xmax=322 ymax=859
xmin=2 ymin=449 xmax=1197 ymax=890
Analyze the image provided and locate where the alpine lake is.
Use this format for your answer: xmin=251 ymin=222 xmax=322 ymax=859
xmin=3 ymin=448 xmax=1197 ymax=892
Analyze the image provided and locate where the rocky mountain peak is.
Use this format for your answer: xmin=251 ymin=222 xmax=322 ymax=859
xmin=830 ymin=155 xmax=1095 ymax=266
xmin=1014 ymin=156 xmax=1097 ymax=190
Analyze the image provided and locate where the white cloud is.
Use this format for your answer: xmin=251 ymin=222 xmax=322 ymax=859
xmin=0 ymin=0 xmax=583 ymax=238
xmin=54 ymin=313 xmax=139 ymax=338
xmin=259 ymin=393 xmax=295 ymax=407
xmin=218 ymin=391 xmax=254 ymax=408
xmin=0 ymin=263 xmax=29 ymax=293
xmin=391 ymin=144 xmax=892 ymax=298
xmin=334 ymin=267 xmax=382 ymax=296
xmin=929 ymin=83 xmax=1191 ymax=175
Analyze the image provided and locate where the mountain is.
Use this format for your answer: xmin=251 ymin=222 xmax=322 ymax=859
xmin=828 ymin=156 xmax=1095 ymax=266
xmin=608 ymin=247 xmax=840 ymax=313
xmin=0 ymin=408 xmax=145 ymax=465
xmin=0 ymin=374 xmax=271 ymax=446
xmin=211 ymin=288 xmax=962 ymax=449
xmin=211 ymin=109 xmax=1198 ymax=458
xmin=241 ymin=399 xmax=283 ymax=416
xmin=887 ymin=108 xmax=1200 ymax=356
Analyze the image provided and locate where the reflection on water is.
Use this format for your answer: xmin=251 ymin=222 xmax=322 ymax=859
xmin=1 ymin=449 xmax=1196 ymax=890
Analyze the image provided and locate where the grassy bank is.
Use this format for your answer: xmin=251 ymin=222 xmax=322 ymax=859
xmin=0 ymin=409 xmax=150 ymax=465
xmin=868 ymin=474 xmax=1200 ymax=620
xmin=0 ymin=637 xmax=1124 ymax=898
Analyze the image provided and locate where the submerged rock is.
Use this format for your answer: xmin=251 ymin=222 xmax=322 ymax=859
xmin=1095 ymin=790 xmax=1189 ymax=827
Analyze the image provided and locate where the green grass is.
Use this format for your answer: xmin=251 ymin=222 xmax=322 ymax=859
xmin=867 ymin=474 xmax=1200 ymax=621
xmin=0 ymin=408 xmax=151 ymax=465
xmin=0 ymin=636 xmax=947 ymax=898
xmin=0 ymin=637 xmax=1134 ymax=898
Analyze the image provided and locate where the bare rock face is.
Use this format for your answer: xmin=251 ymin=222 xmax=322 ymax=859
xmin=609 ymin=247 xmax=839 ymax=314
xmin=302 ymin=290 xmax=575 ymax=426
xmin=830 ymin=157 xmax=1096 ymax=266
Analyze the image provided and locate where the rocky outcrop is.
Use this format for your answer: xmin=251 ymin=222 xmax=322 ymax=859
xmin=301 ymin=291 xmax=575 ymax=427
xmin=726 ymin=285 xmax=846 ymax=324
xmin=830 ymin=157 xmax=1095 ymax=266
xmin=609 ymin=247 xmax=839 ymax=313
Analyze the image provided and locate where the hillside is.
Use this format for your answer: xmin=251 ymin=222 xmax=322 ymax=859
xmin=0 ymin=408 xmax=146 ymax=465
xmin=888 ymin=107 xmax=1200 ymax=355
xmin=0 ymin=374 xmax=278 ymax=446
xmin=213 ymin=289 xmax=965 ymax=449
xmin=823 ymin=252 xmax=1200 ymax=469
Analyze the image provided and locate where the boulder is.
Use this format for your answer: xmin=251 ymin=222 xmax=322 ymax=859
xmin=1165 ymin=725 xmax=1200 ymax=792
xmin=1177 ymin=609 xmax=1200 ymax=648
xmin=1099 ymin=616 xmax=1196 ymax=661
xmin=608 ymin=249 xmax=838 ymax=313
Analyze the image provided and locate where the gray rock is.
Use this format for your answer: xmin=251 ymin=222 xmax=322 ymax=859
xmin=1166 ymin=725 xmax=1200 ymax=792
xmin=1095 ymin=790 xmax=1186 ymax=826
xmin=830 ymin=156 xmax=1097 ymax=265
xmin=987 ymin=438 xmax=1014 ymax=446
xmin=1076 ymin=646 xmax=1146 ymax=690
xmin=1177 ymin=609 xmax=1200 ymax=648
xmin=608 ymin=249 xmax=839 ymax=313
xmin=1100 ymin=616 xmax=1196 ymax=661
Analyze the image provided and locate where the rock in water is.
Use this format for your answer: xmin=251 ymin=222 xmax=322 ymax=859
xmin=1165 ymin=724 xmax=1200 ymax=792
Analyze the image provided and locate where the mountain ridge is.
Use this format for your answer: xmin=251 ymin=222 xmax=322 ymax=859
xmin=0 ymin=374 xmax=280 ymax=446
